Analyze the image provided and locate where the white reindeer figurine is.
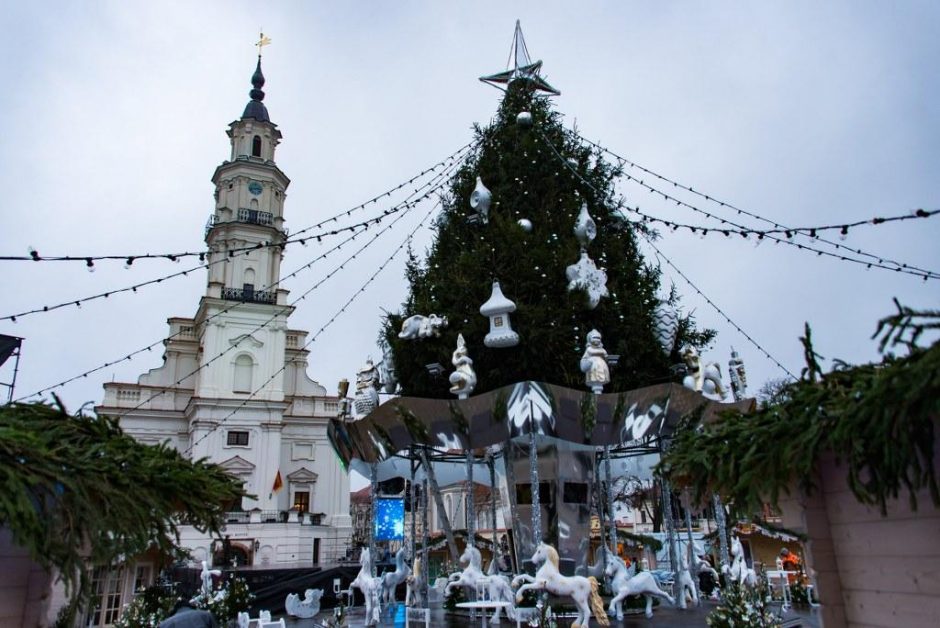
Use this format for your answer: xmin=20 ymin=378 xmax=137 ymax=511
xmin=512 ymin=543 xmax=609 ymax=628
xmin=605 ymin=554 xmax=674 ymax=620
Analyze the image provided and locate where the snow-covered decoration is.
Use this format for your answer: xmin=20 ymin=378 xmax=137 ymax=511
xmin=480 ymin=281 xmax=520 ymax=348
xmin=354 ymin=358 xmax=381 ymax=416
xmin=445 ymin=546 xmax=517 ymax=624
xmin=448 ymin=334 xmax=477 ymax=399
xmin=573 ymin=202 xmax=597 ymax=248
xmin=565 ymin=251 xmax=609 ymax=309
xmin=469 ymin=176 xmax=492 ymax=224
xmin=579 ymin=329 xmax=611 ymax=394
xmin=381 ymin=548 xmax=412 ymax=605
xmin=652 ymin=301 xmax=680 ymax=355
xmin=285 ymin=589 xmax=323 ymax=618
xmin=349 ymin=548 xmax=384 ymax=626
xmin=680 ymin=345 xmax=727 ymax=402
xmin=728 ymin=347 xmax=748 ymax=401
xmin=398 ymin=313 xmax=448 ymax=339
xmin=512 ymin=543 xmax=609 ymax=627
xmin=604 ymin=554 xmax=674 ymax=620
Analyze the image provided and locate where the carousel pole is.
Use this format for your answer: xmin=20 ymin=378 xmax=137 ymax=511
xmin=410 ymin=450 xmax=418 ymax=562
xmin=683 ymin=489 xmax=700 ymax=602
xmin=466 ymin=450 xmax=475 ymax=544
xmin=660 ymin=476 xmax=679 ymax=581
xmin=418 ymin=447 xmax=459 ymax=562
xmin=502 ymin=440 xmax=523 ymax=572
xmin=422 ymin=476 xmax=430 ymax=606
xmin=488 ymin=451 xmax=500 ymax=570
xmin=528 ymin=400 xmax=542 ymax=545
xmin=604 ymin=445 xmax=618 ymax=554
xmin=369 ymin=461 xmax=378 ymax=577
xmin=712 ymin=494 xmax=731 ymax=568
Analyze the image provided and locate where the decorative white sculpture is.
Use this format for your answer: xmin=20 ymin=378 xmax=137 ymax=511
xmin=448 ymin=334 xmax=477 ymax=399
xmin=199 ymin=560 xmax=221 ymax=599
xmin=579 ymin=329 xmax=611 ymax=394
xmin=381 ymin=548 xmax=412 ymax=606
xmin=480 ymin=281 xmax=520 ymax=348
xmin=405 ymin=555 xmax=426 ymax=607
xmin=573 ymin=202 xmax=597 ymax=248
xmin=354 ymin=359 xmax=380 ymax=416
xmin=446 ymin=546 xmax=516 ymax=624
xmin=398 ymin=313 xmax=448 ymax=340
xmin=680 ymin=345 xmax=727 ymax=401
xmin=728 ymin=347 xmax=748 ymax=401
xmin=604 ymin=554 xmax=674 ymax=619
xmin=566 ymin=251 xmax=609 ymax=309
xmin=723 ymin=536 xmax=758 ymax=588
xmin=469 ymin=176 xmax=492 ymax=224
xmin=512 ymin=543 xmax=609 ymax=628
xmin=349 ymin=547 xmax=384 ymax=626
xmin=653 ymin=300 xmax=680 ymax=355
xmin=285 ymin=589 xmax=324 ymax=618
xmin=675 ymin=550 xmax=699 ymax=609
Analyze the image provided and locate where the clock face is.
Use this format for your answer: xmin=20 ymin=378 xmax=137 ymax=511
xmin=248 ymin=181 xmax=263 ymax=196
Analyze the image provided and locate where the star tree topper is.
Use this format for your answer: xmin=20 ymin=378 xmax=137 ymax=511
xmin=479 ymin=20 xmax=560 ymax=96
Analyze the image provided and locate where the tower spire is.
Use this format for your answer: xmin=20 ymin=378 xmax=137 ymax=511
xmin=480 ymin=20 xmax=560 ymax=96
xmin=243 ymin=33 xmax=272 ymax=122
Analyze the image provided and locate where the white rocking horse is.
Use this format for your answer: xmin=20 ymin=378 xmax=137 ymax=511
xmin=381 ymin=547 xmax=412 ymax=606
xmin=348 ymin=547 xmax=383 ymax=626
xmin=604 ymin=554 xmax=674 ymax=620
xmin=512 ymin=543 xmax=609 ymax=628
xmin=446 ymin=545 xmax=516 ymax=623
xmin=723 ymin=535 xmax=758 ymax=588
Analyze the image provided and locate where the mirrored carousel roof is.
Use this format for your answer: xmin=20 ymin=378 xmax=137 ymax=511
xmin=329 ymin=381 xmax=754 ymax=466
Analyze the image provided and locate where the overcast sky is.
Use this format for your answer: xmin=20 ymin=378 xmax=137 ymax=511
xmin=1 ymin=2 xmax=938 ymax=426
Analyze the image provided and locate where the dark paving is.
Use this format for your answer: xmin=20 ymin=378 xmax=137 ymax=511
xmin=283 ymin=600 xmax=820 ymax=627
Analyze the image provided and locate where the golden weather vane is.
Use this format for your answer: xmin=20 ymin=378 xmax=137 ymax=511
xmin=256 ymin=30 xmax=272 ymax=57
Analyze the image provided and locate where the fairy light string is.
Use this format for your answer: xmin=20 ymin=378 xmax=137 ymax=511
xmin=2 ymin=142 xmax=476 ymax=323
xmin=536 ymin=126 xmax=798 ymax=380
xmin=16 ymin=151 xmax=468 ymax=401
xmin=1 ymin=140 xmax=474 ymax=266
xmin=567 ymin=129 xmax=940 ymax=280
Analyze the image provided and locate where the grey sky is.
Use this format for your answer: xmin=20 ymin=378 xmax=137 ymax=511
xmin=1 ymin=1 xmax=937 ymax=420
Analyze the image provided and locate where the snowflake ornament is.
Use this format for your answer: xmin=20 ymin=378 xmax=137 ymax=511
xmin=566 ymin=250 xmax=609 ymax=309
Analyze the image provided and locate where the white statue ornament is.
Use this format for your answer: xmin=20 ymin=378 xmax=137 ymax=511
xmin=398 ymin=313 xmax=448 ymax=339
xmin=354 ymin=358 xmax=380 ymax=416
xmin=573 ymin=202 xmax=597 ymax=247
xmin=566 ymin=251 xmax=609 ymax=309
xmin=469 ymin=176 xmax=492 ymax=224
xmin=728 ymin=347 xmax=748 ymax=401
xmin=449 ymin=334 xmax=477 ymax=399
xmin=480 ymin=281 xmax=520 ymax=348
xmin=680 ymin=345 xmax=727 ymax=401
xmin=580 ymin=329 xmax=611 ymax=394
xmin=285 ymin=589 xmax=323 ymax=618
xmin=653 ymin=300 xmax=680 ymax=355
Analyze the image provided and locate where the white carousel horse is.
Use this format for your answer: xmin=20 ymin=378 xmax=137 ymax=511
xmin=348 ymin=547 xmax=383 ymax=626
xmin=446 ymin=545 xmax=516 ymax=623
xmin=405 ymin=555 xmax=426 ymax=607
xmin=512 ymin=543 xmax=609 ymax=628
xmin=381 ymin=547 xmax=412 ymax=606
xmin=604 ymin=554 xmax=674 ymax=620
xmin=723 ymin=536 xmax=758 ymax=588
xmin=285 ymin=588 xmax=323 ymax=618
xmin=199 ymin=560 xmax=221 ymax=598
xmin=675 ymin=550 xmax=699 ymax=609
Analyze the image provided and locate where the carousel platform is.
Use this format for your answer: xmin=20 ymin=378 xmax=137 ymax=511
xmin=281 ymin=599 xmax=820 ymax=627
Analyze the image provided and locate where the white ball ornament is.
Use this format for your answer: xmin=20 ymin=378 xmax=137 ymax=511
xmin=517 ymin=218 xmax=533 ymax=232
xmin=517 ymin=111 xmax=533 ymax=127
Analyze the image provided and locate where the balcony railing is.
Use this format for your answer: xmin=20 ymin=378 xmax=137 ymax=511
xmin=221 ymin=287 xmax=276 ymax=304
xmin=237 ymin=208 xmax=274 ymax=226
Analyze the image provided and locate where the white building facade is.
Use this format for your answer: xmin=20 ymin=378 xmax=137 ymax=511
xmin=96 ymin=57 xmax=351 ymax=581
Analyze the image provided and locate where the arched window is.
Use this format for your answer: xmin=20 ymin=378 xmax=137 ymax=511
xmin=252 ymin=135 xmax=262 ymax=157
xmin=234 ymin=354 xmax=254 ymax=392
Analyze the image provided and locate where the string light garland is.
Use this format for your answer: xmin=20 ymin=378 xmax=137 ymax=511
xmin=567 ymin=130 xmax=940 ymax=281
xmin=1 ymin=141 xmax=475 ymax=266
xmin=2 ymin=142 xmax=476 ymax=323
xmin=183 ymin=200 xmax=441 ymax=455
xmin=537 ymin=127 xmax=798 ymax=380
xmin=16 ymin=156 xmax=467 ymax=401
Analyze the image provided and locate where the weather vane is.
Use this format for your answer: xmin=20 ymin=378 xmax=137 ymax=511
xmin=255 ymin=30 xmax=272 ymax=57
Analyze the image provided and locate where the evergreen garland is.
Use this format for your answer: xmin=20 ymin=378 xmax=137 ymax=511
xmin=0 ymin=400 xmax=245 ymax=604
xmin=658 ymin=304 xmax=940 ymax=515
xmin=383 ymin=80 xmax=712 ymax=398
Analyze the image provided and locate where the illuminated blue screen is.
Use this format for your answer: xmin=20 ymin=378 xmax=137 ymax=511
xmin=374 ymin=498 xmax=405 ymax=541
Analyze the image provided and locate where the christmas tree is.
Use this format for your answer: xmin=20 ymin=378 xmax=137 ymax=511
xmin=383 ymin=37 xmax=712 ymax=398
